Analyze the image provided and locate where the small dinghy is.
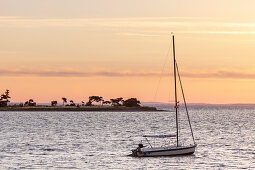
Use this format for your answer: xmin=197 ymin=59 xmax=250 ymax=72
xmin=131 ymin=35 xmax=197 ymax=157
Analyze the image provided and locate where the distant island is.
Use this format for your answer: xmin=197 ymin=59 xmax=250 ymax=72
xmin=0 ymin=89 xmax=159 ymax=112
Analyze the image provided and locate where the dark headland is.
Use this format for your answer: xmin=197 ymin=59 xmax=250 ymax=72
xmin=0 ymin=90 xmax=160 ymax=111
xmin=0 ymin=105 xmax=159 ymax=112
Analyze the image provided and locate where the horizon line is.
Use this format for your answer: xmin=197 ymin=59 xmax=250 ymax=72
xmin=8 ymin=101 xmax=255 ymax=106
xmin=0 ymin=69 xmax=255 ymax=80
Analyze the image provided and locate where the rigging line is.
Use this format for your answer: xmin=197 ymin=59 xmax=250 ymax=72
xmin=153 ymin=38 xmax=172 ymax=102
xmin=176 ymin=62 xmax=196 ymax=145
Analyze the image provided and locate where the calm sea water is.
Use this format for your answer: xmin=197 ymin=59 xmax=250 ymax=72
xmin=0 ymin=105 xmax=254 ymax=169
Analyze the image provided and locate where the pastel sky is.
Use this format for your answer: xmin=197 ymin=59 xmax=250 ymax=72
xmin=0 ymin=0 xmax=255 ymax=104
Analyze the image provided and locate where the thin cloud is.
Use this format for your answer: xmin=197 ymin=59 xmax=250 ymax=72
xmin=0 ymin=69 xmax=254 ymax=79
xmin=120 ymin=32 xmax=160 ymax=37
xmin=0 ymin=69 xmax=163 ymax=77
xmin=183 ymin=71 xmax=255 ymax=79
xmin=181 ymin=31 xmax=255 ymax=35
xmin=1 ymin=16 xmax=255 ymax=36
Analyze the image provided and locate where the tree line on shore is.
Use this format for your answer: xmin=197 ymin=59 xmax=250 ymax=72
xmin=0 ymin=89 xmax=141 ymax=107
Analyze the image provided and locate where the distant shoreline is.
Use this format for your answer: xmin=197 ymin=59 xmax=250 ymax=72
xmin=0 ymin=106 xmax=161 ymax=112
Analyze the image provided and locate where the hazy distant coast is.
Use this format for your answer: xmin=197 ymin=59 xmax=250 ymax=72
xmin=0 ymin=106 xmax=159 ymax=112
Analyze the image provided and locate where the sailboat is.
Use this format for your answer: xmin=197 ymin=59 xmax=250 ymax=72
xmin=131 ymin=35 xmax=197 ymax=157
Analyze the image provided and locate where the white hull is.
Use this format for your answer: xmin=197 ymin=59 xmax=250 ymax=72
xmin=132 ymin=145 xmax=196 ymax=157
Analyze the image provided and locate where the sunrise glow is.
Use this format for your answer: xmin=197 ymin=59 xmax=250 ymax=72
xmin=1 ymin=0 xmax=255 ymax=104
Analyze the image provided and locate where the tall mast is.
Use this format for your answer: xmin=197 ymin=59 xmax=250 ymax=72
xmin=172 ymin=35 xmax=179 ymax=147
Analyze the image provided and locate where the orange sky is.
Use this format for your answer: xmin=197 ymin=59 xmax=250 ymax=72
xmin=0 ymin=1 xmax=255 ymax=104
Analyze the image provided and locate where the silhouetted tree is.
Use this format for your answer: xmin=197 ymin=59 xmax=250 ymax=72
xmin=69 ymin=100 xmax=75 ymax=106
xmin=51 ymin=101 xmax=57 ymax=106
xmin=123 ymin=98 xmax=141 ymax=107
xmin=118 ymin=97 xmax=124 ymax=105
xmin=62 ymin=97 xmax=67 ymax=106
xmin=110 ymin=97 xmax=123 ymax=106
xmin=0 ymin=89 xmax=11 ymax=107
xmin=85 ymin=101 xmax=92 ymax=106
xmin=81 ymin=101 xmax=85 ymax=106
xmin=24 ymin=99 xmax=36 ymax=106
xmin=88 ymin=96 xmax=103 ymax=105
xmin=3 ymin=89 xmax=10 ymax=99
xmin=102 ymin=100 xmax=111 ymax=105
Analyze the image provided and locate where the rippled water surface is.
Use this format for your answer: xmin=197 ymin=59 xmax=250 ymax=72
xmin=0 ymin=106 xmax=254 ymax=169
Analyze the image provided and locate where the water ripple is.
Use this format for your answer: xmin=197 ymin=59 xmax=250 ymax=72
xmin=0 ymin=107 xmax=254 ymax=169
